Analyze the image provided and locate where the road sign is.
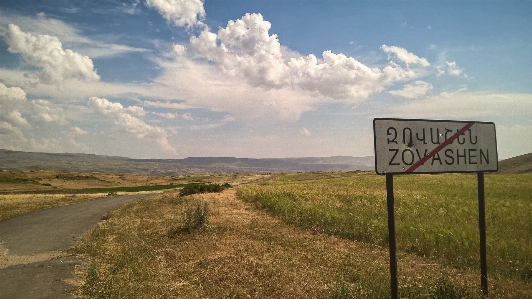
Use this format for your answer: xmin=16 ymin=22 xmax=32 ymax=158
xmin=374 ymin=118 xmax=497 ymax=297
xmin=373 ymin=118 xmax=498 ymax=174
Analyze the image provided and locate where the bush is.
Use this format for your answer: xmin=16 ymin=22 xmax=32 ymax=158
xmin=179 ymin=183 xmax=231 ymax=196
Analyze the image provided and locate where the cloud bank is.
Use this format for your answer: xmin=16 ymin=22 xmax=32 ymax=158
xmin=185 ymin=13 xmax=431 ymax=103
xmin=142 ymin=12 xmax=438 ymax=123
xmin=88 ymin=97 xmax=176 ymax=154
xmin=0 ymin=82 xmax=73 ymax=152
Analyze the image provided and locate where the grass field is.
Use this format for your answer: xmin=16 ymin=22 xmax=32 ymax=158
xmin=68 ymin=190 xmax=492 ymax=299
xmin=0 ymin=170 xmax=251 ymax=193
xmin=68 ymin=172 xmax=532 ymax=298
xmin=237 ymin=172 xmax=532 ymax=282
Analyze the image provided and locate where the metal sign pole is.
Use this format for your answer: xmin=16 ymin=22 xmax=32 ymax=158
xmin=386 ymin=174 xmax=398 ymax=299
xmin=477 ymin=172 xmax=488 ymax=296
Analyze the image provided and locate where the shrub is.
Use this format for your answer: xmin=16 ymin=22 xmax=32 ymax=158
xmin=182 ymin=198 xmax=211 ymax=233
xmin=179 ymin=183 xmax=231 ymax=196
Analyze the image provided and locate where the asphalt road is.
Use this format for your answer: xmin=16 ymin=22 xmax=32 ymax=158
xmin=0 ymin=194 xmax=148 ymax=299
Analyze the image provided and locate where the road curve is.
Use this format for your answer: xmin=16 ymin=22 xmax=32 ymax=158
xmin=0 ymin=194 xmax=148 ymax=299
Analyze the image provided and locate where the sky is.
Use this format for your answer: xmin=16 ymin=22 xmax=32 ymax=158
xmin=0 ymin=0 xmax=531 ymax=160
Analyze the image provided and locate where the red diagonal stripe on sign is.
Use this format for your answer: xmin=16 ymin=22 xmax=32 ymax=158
xmin=406 ymin=122 xmax=475 ymax=173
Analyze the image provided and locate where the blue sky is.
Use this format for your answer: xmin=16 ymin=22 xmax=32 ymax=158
xmin=0 ymin=0 xmax=531 ymax=160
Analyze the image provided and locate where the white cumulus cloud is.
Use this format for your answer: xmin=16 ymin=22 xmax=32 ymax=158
xmin=146 ymin=0 xmax=205 ymax=28
xmin=4 ymin=24 xmax=100 ymax=86
xmin=184 ymin=13 xmax=431 ymax=107
xmin=188 ymin=13 xmax=287 ymax=88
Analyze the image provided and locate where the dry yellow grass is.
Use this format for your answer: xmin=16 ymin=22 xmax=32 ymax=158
xmin=0 ymin=170 xmax=269 ymax=193
xmin=0 ymin=171 xmax=268 ymax=221
xmin=0 ymin=170 xmax=188 ymax=192
xmin=70 ymin=188 xmax=532 ymax=298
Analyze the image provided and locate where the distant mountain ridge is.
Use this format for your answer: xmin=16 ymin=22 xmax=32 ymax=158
xmin=497 ymin=152 xmax=532 ymax=174
xmin=0 ymin=149 xmax=374 ymax=176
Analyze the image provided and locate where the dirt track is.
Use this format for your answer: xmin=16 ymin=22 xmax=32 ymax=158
xmin=0 ymin=194 xmax=147 ymax=299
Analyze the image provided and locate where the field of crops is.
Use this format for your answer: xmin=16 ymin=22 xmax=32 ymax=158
xmin=237 ymin=172 xmax=532 ymax=282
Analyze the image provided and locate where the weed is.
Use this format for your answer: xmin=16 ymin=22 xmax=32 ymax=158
xmin=182 ymin=198 xmax=212 ymax=233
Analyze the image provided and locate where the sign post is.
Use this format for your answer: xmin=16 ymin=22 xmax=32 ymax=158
xmin=478 ymin=172 xmax=488 ymax=293
xmin=373 ymin=118 xmax=498 ymax=298
xmin=386 ymin=173 xmax=398 ymax=299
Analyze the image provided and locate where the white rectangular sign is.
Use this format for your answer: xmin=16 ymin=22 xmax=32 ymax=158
xmin=373 ymin=118 xmax=498 ymax=174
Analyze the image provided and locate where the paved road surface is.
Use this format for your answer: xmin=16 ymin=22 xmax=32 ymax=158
xmin=0 ymin=194 xmax=148 ymax=299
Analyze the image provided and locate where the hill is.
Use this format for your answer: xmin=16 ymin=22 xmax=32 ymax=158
xmin=497 ymin=152 xmax=532 ymax=174
xmin=0 ymin=149 xmax=374 ymax=176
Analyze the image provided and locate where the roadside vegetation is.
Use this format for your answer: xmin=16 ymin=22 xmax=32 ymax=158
xmin=69 ymin=172 xmax=532 ymax=298
xmin=179 ymin=182 xmax=232 ymax=196
xmin=0 ymin=193 xmax=108 ymax=221
xmin=0 ymin=171 xmax=257 ymax=221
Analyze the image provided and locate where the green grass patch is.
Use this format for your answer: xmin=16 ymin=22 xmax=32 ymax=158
xmin=237 ymin=172 xmax=532 ymax=282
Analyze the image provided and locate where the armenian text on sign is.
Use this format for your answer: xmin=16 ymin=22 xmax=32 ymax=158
xmin=373 ymin=118 xmax=498 ymax=174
